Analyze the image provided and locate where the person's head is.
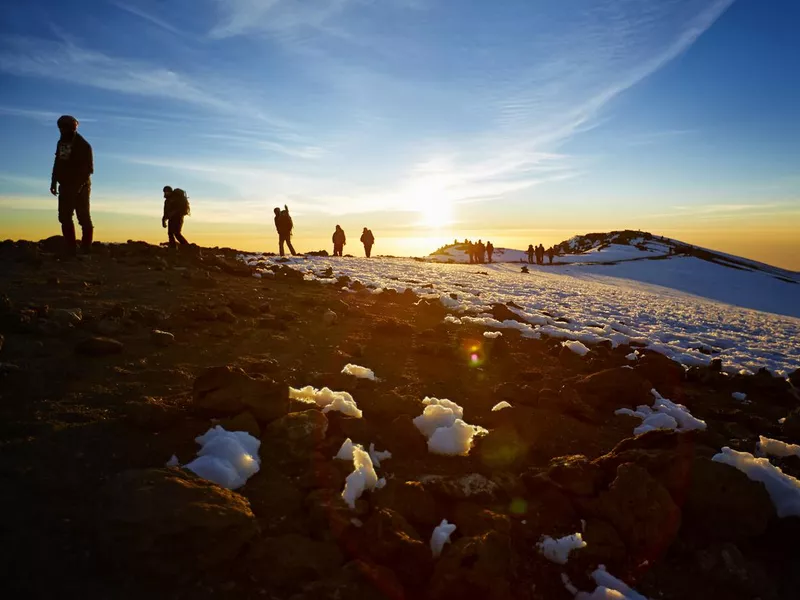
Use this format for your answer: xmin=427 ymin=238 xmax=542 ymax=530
xmin=363 ymin=227 xmax=368 ymax=232
xmin=163 ymin=185 xmax=173 ymax=197
xmin=57 ymin=115 xmax=78 ymax=137
xmin=274 ymin=207 xmax=281 ymax=215
xmin=336 ymin=224 xmax=341 ymax=230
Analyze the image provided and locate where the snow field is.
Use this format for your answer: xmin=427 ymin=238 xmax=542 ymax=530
xmin=239 ymin=254 xmax=799 ymax=376
xmin=289 ymin=385 xmax=363 ymax=418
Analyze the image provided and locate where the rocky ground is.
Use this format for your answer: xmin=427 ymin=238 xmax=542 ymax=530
xmin=1 ymin=238 xmax=799 ymax=600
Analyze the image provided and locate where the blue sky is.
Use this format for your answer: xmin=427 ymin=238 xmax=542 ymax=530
xmin=0 ymin=0 xmax=798 ymax=265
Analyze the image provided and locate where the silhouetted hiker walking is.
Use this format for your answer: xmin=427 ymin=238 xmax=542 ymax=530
xmin=50 ymin=115 xmax=93 ymax=256
xmin=536 ymin=244 xmax=545 ymax=265
xmin=274 ymin=205 xmax=297 ymax=257
xmin=486 ymin=241 xmax=494 ymax=263
xmin=161 ymin=186 xmax=190 ymax=248
xmin=527 ymin=244 xmax=535 ymax=264
xmin=332 ymin=225 xmax=346 ymax=256
xmin=476 ymin=239 xmax=486 ymax=264
xmin=360 ymin=227 xmax=375 ymax=258
xmin=467 ymin=241 xmax=475 ymax=264
xmin=547 ymin=246 xmax=554 ymax=264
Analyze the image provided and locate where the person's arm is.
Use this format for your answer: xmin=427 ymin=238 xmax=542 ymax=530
xmin=86 ymin=141 xmax=94 ymax=178
xmin=50 ymin=143 xmax=58 ymax=195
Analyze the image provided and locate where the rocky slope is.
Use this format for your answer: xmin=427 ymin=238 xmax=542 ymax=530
xmin=1 ymin=237 xmax=799 ymax=599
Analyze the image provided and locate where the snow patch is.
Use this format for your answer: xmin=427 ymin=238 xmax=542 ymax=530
xmin=413 ymin=397 xmax=486 ymax=456
xmin=615 ymin=389 xmax=706 ymax=435
xmin=562 ymin=340 xmax=590 ymax=356
xmin=184 ymin=426 xmax=260 ymax=490
xmin=712 ymin=447 xmax=800 ymax=517
xmin=732 ymin=391 xmax=748 ymax=402
xmin=537 ymin=533 xmax=586 ymax=564
xmin=430 ymin=519 xmax=457 ymax=558
xmin=368 ymin=442 xmax=392 ymax=467
xmin=342 ymin=446 xmax=380 ymax=509
xmin=483 ymin=331 xmax=503 ymax=339
xmin=492 ymin=401 xmax=512 ymax=412
xmin=341 ymin=363 xmax=377 ymax=380
xmin=165 ymin=454 xmax=180 ymax=467
xmin=574 ymin=565 xmax=649 ymax=600
xmin=756 ymin=436 xmax=800 ymax=459
xmin=289 ymin=385 xmax=362 ymax=418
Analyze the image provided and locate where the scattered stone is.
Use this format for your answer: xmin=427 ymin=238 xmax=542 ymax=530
xmin=96 ymin=318 xmax=122 ymax=336
xmin=263 ymin=411 xmax=329 ymax=465
xmin=363 ymin=509 xmax=432 ymax=586
xmin=150 ymin=329 xmax=175 ymax=347
xmin=420 ymin=473 xmax=501 ymax=502
xmin=382 ymin=414 xmax=428 ymax=458
xmin=372 ymin=480 xmax=439 ymax=531
xmin=102 ymin=468 xmax=258 ymax=575
xmin=244 ymin=534 xmax=343 ymax=591
xmin=192 ymin=365 xmax=288 ymax=422
xmin=783 ymin=407 xmax=800 ymax=443
xmin=572 ymin=366 xmax=652 ymax=408
xmin=429 ymin=532 xmax=513 ymax=600
xmin=219 ymin=411 xmax=261 ymax=438
xmin=75 ymin=336 xmax=124 ymax=356
xmin=0 ymin=333 xmax=4 ymax=352
xmin=545 ymin=454 xmax=604 ymax=497
xmin=323 ymin=309 xmax=338 ymax=326
xmin=51 ymin=308 xmax=82 ymax=326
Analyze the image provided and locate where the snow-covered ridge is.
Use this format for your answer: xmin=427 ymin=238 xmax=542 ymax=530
xmin=238 ymin=253 xmax=800 ymax=376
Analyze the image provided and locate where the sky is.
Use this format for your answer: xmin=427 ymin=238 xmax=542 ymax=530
xmin=0 ymin=0 xmax=798 ymax=269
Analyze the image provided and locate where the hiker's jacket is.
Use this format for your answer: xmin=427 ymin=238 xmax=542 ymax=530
xmin=52 ymin=133 xmax=93 ymax=187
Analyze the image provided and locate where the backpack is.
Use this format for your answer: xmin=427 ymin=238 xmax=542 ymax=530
xmin=171 ymin=188 xmax=191 ymax=217
xmin=279 ymin=209 xmax=293 ymax=233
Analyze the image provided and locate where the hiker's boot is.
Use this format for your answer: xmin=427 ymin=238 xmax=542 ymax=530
xmin=81 ymin=226 xmax=94 ymax=254
xmin=61 ymin=223 xmax=77 ymax=257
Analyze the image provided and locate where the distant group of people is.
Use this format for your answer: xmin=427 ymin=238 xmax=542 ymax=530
xmin=527 ymin=243 xmax=555 ymax=265
xmin=461 ymin=239 xmax=495 ymax=264
xmin=331 ymin=224 xmax=375 ymax=257
xmin=272 ymin=207 xmax=376 ymax=258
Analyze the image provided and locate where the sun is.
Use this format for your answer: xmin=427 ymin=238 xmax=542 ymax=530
xmin=420 ymin=199 xmax=454 ymax=228
xmin=408 ymin=180 xmax=455 ymax=228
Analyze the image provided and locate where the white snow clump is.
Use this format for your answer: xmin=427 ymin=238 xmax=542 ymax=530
xmin=713 ymin=446 xmax=800 ymax=517
xmin=430 ymin=519 xmax=457 ymax=558
xmin=368 ymin=442 xmax=392 ymax=467
xmin=756 ymin=436 xmax=800 ymax=459
xmin=483 ymin=331 xmax=503 ymax=339
xmin=165 ymin=454 xmax=180 ymax=467
xmin=413 ymin=397 xmax=487 ymax=456
xmin=492 ymin=401 xmax=512 ymax=412
xmin=572 ymin=565 xmax=649 ymax=600
xmin=537 ymin=533 xmax=586 ymax=565
xmin=184 ymin=426 xmax=261 ymax=490
xmin=341 ymin=363 xmax=377 ymax=381
xmin=562 ymin=340 xmax=590 ymax=356
xmin=342 ymin=445 xmax=385 ymax=509
xmin=615 ymin=389 xmax=706 ymax=435
xmin=289 ymin=385 xmax=363 ymax=418
xmin=732 ymin=391 xmax=748 ymax=402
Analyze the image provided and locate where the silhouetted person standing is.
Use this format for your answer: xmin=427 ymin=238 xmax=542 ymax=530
xmin=547 ymin=247 xmax=554 ymax=264
xmin=332 ymin=225 xmax=346 ymax=256
xmin=527 ymin=244 xmax=535 ymax=264
xmin=50 ymin=115 xmax=93 ymax=256
xmin=274 ymin=205 xmax=297 ymax=257
xmin=467 ymin=241 xmax=475 ymax=264
xmin=475 ymin=240 xmax=485 ymax=264
xmin=360 ymin=227 xmax=375 ymax=258
xmin=161 ymin=186 xmax=190 ymax=248
xmin=486 ymin=241 xmax=494 ymax=263
xmin=536 ymin=244 xmax=545 ymax=265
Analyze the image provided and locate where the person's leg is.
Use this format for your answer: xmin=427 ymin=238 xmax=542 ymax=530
xmin=58 ymin=187 xmax=77 ymax=255
xmin=167 ymin=219 xmax=177 ymax=248
xmin=174 ymin=217 xmax=189 ymax=245
xmin=74 ymin=184 xmax=93 ymax=253
xmin=365 ymin=245 xmax=371 ymax=258
xmin=278 ymin=234 xmax=286 ymax=256
xmin=286 ymin=237 xmax=297 ymax=256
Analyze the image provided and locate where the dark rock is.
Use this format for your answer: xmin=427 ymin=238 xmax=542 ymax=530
xmin=219 ymin=410 xmax=261 ymax=437
xmin=372 ymin=480 xmax=439 ymax=531
xmin=263 ymin=410 xmax=329 ymax=465
xmin=192 ymin=365 xmax=288 ymax=422
xmin=305 ymin=488 xmax=359 ymax=538
xmin=783 ymin=407 xmax=800 ymax=443
xmin=573 ymin=367 xmax=652 ymax=408
xmin=244 ymin=534 xmax=343 ymax=591
xmin=682 ymin=457 xmax=775 ymax=541
xmin=228 ymin=299 xmax=260 ymax=317
xmin=102 ymin=468 xmax=257 ymax=575
xmin=546 ymin=454 xmax=604 ymax=496
xmin=453 ymin=503 xmax=511 ymax=538
xmin=289 ymin=559 xmax=405 ymax=600
xmin=475 ymin=423 xmax=529 ymax=469
xmin=583 ymin=463 xmax=681 ymax=562
xmin=75 ymin=336 xmax=123 ymax=356
xmin=429 ymin=532 xmax=514 ymax=600
xmin=382 ymin=414 xmax=428 ymax=458
xmin=490 ymin=303 xmax=526 ymax=324
xmin=363 ymin=509 xmax=432 ymax=586
xmin=96 ymin=318 xmax=122 ymax=337
xmin=694 ymin=543 xmax=778 ymax=599
xmin=581 ymin=519 xmax=626 ymax=567
xmin=635 ymin=352 xmax=685 ymax=395
xmin=789 ymin=368 xmax=800 ymax=389
xmin=420 ymin=473 xmax=501 ymax=502
xmin=0 ymin=333 xmax=3 ymax=353
xmin=125 ymin=396 xmax=181 ymax=431
xmin=374 ymin=318 xmax=414 ymax=336
xmin=240 ymin=467 xmax=305 ymax=534
xmin=710 ymin=358 xmax=723 ymax=372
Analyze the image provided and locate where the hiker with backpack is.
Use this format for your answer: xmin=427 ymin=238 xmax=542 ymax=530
xmin=50 ymin=115 xmax=94 ymax=256
xmin=162 ymin=186 xmax=191 ymax=248
xmin=486 ymin=241 xmax=494 ymax=263
xmin=332 ymin=225 xmax=346 ymax=257
xmin=273 ymin=205 xmax=297 ymax=257
xmin=360 ymin=227 xmax=375 ymax=258
xmin=547 ymin=247 xmax=554 ymax=264
xmin=527 ymin=244 xmax=535 ymax=264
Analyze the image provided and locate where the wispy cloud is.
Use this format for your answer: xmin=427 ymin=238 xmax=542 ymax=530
xmin=110 ymin=1 xmax=181 ymax=35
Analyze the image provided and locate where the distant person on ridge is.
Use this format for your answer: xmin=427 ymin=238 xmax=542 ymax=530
xmin=273 ymin=205 xmax=297 ymax=257
xmin=332 ymin=225 xmax=346 ymax=256
xmin=50 ymin=115 xmax=93 ymax=256
xmin=360 ymin=227 xmax=375 ymax=258
xmin=486 ymin=241 xmax=494 ymax=263
xmin=161 ymin=186 xmax=191 ymax=249
xmin=476 ymin=239 xmax=486 ymax=264
xmin=527 ymin=244 xmax=535 ymax=264
xmin=536 ymin=244 xmax=545 ymax=265
xmin=546 ymin=246 xmax=554 ymax=264
xmin=467 ymin=241 xmax=475 ymax=264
